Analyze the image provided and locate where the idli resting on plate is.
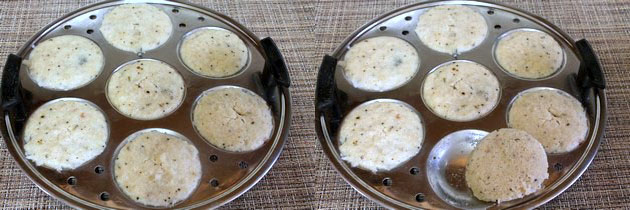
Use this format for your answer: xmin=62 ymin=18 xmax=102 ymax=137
xmin=114 ymin=129 xmax=201 ymax=207
xmin=192 ymin=86 xmax=273 ymax=152
xmin=107 ymin=59 xmax=185 ymax=120
xmin=508 ymin=88 xmax=588 ymax=153
xmin=23 ymin=99 xmax=108 ymax=171
xmin=422 ymin=61 xmax=500 ymax=121
xmin=416 ymin=5 xmax=488 ymax=55
xmin=100 ymin=4 xmax=173 ymax=53
xmin=180 ymin=28 xmax=249 ymax=77
xmin=338 ymin=100 xmax=424 ymax=173
xmin=466 ymin=128 xmax=548 ymax=203
xmin=341 ymin=36 xmax=420 ymax=92
xmin=24 ymin=35 xmax=104 ymax=90
xmin=495 ymin=29 xmax=564 ymax=79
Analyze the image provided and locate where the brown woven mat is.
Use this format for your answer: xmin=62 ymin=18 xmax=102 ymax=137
xmin=1 ymin=0 xmax=628 ymax=209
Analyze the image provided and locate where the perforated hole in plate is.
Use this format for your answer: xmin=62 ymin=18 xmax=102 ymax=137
xmin=172 ymin=8 xmax=179 ymax=13
xmin=513 ymin=18 xmax=520 ymax=23
xmin=99 ymin=192 xmax=110 ymax=201
xmin=210 ymin=179 xmax=219 ymax=187
xmin=487 ymin=10 xmax=495 ymax=15
xmin=209 ymin=155 xmax=218 ymax=162
xmin=409 ymin=167 xmax=420 ymax=175
xmin=89 ymin=15 xmax=97 ymax=20
xmin=179 ymin=23 xmax=186 ymax=28
xmin=198 ymin=16 xmax=205 ymax=21
xmin=494 ymin=25 xmax=502 ymax=29
xmin=87 ymin=29 xmax=94 ymax=34
xmin=64 ymin=25 xmax=71 ymax=30
xmin=94 ymin=165 xmax=104 ymax=174
xmin=415 ymin=193 xmax=425 ymax=202
xmin=238 ymin=161 xmax=248 ymax=169
xmin=67 ymin=176 xmax=77 ymax=185
xmin=379 ymin=26 xmax=387 ymax=31
xmin=382 ymin=178 xmax=393 ymax=186
xmin=402 ymin=30 xmax=410 ymax=35
xmin=405 ymin=16 xmax=412 ymax=21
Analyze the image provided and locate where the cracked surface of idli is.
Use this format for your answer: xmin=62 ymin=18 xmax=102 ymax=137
xmin=107 ymin=59 xmax=185 ymax=120
xmin=114 ymin=130 xmax=201 ymax=207
xmin=465 ymin=128 xmax=548 ymax=203
xmin=416 ymin=5 xmax=488 ymax=55
xmin=180 ymin=28 xmax=249 ymax=77
xmin=23 ymin=99 xmax=108 ymax=171
xmin=25 ymin=35 xmax=104 ymax=90
xmin=100 ymin=4 xmax=172 ymax=53
xmin=495 ymin=30 xmax=564 ymax=79
xmin=341 ymin=36 xmax=420 ymax=92
xmin=338 ymin=100 xmax=424 ymax=173
xmin=508 ymin=88 xmax=588 ymax=153
xmin=192 ymin=87 xmax=273 ymax=152
xmin=422 ymin=61 xmax=500 ymax=121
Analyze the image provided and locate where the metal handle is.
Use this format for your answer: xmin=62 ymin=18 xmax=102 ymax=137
xmin=316 ymin=55 xmax=343 ymax=135
xmin=261 ymin=37 xmax=291 ymax=88
xmin=1 ymin=54 xmax=27 ymax=131
xmin=576 ymin=39 xmax=606 ymax=90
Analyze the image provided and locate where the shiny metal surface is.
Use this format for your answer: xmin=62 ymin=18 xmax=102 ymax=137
xmin=1 ymin=0 xmax=290 ymax=209
xmin=316 ymin=0 xmax=606 ymax=209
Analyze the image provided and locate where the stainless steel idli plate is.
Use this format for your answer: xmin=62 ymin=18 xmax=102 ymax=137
xmin=0 ymin=0 xmax=291 ymax=209
xmin=315 ymin=0 xmax=606 ymax=209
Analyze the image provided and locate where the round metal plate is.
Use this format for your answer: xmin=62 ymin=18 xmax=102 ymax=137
xmin=1 ymin=0 xmax=290 ymax=209
xmin=316 ymin=0 xmax=606 ymax=209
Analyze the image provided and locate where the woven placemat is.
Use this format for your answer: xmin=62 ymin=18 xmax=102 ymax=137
xmin=1 ymin=0 xmax=628 ymax=209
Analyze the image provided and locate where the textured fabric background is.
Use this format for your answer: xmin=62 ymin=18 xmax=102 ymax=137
xmin=0 ymin=0 xmax=628 ymax=209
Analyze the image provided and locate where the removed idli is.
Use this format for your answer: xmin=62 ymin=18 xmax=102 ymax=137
xmin=465 ymin=128 xmax=548 ymax=203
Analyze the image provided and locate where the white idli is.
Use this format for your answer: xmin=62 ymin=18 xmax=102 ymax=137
xmin=465 ymin=128 xmax=548 ymax=203
xmin=416 ymin=5 xmax=488 ymax=55
xmin=114 ymin=130 xmax=201 ymax=207
xmin=341 ymin=36 xmax=420 ymax=92
xmin=107 ymin=59 xmax=185 ymax=120
xmin=24 ymin=35 xmax=104 ymax=90
xmin=495 ymin=30 xmax=564 ymax=79
xmin=338 ymin=100 xmax=424 ymax=173
xmin=422 ymin=61 xmax=500 ymax=121
xmin=192 ymin=87 xmax=273 ymax=152
xmin=180 ymin=28 xmax=249 ymax=77
xmin=508 ymin=88 xmax=588 ymax=153
xmin=100 ymin=4 xmax=173 ymax=53
xmin=23 ymin=99 xmax=108 ymax=171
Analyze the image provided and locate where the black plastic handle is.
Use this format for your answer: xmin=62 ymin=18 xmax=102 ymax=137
xmin=316 ymin=55 xmax=343 ymax=135
xmin=261 ymin=37 xmax=291 ymax=88
xmin=1 ymin=54 xmax=27 ymax=130
xmin=576 ymin=39 xmax=606 ymax=90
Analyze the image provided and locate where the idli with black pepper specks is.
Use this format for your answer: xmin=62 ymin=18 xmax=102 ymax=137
xmin=23 ymin=99 xmax=108 ymax=171
xmin=341 ymin=36 xmax=420 ymax=92
xmin=338 ymin=100 xmax=424 ymax=173
xmin=100 ymin=4 xmax=173 ymax=53
xmin=180 ymin=28 xmax=249 ymax=77
xmin=422 ymin=61 xmax=500 ymax=122
xmin=24 ymin=35 xmax=104 ymax=90
xmin=495 ymin=30 xmax=564 ymax=79
xmin=508 ymin=88 xmax=588 ymax=153
xmin=192 ymin=87 xmax=273 ymax=152
xmin=114 ymin=130 xmax=201 ymax=207
xmin=416 ymin=5 xmax=488 ymax=55
xmin=465 ymin=128 xmax=548 ymax=203
xmin=107 ymin=59 xmax=185 ymax=120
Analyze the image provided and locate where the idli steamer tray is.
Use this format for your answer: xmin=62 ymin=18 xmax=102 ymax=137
xmin=315 ymin=0 xmax=606 ymax=209
xmin=0 ymin=0 xmax=291 ymax=209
